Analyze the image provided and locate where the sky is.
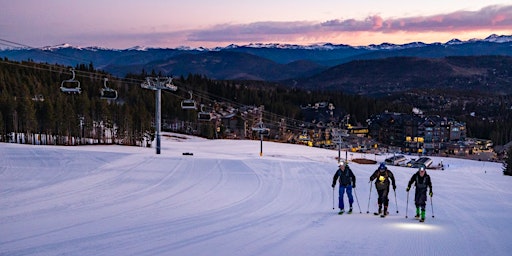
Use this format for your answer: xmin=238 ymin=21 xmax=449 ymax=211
xmin=1 ymin=0 xmax=511 ymax=49
xmin=1 ymin=133 xmax=511 ymax=255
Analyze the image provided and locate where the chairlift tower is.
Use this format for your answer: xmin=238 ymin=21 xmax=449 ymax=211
xmin=141 ymin=77 xmax=177 ymax=154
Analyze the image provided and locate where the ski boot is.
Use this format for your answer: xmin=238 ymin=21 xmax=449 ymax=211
xmin=348 ymin=207 xmax=353 ymax=214
xmin=419 ymin=209 xmax=426 ymax=222
xmin=374 ymin=205 xmax=382 ymax=216
xmin=338 ymin=209 xmax=345 ymax=215
xmin=414 ymin=207 xmax=420 ymax=219
xmin=381 ymin=206 xmax=389 ymax=217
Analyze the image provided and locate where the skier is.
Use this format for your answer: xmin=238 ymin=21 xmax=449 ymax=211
xmin=369 ymin=162 xmax=396 ymax=216
xmin=332 ymin=161 xmax=356 ymax=214
xmin=406 ymin=165 xmax=433 ymax=222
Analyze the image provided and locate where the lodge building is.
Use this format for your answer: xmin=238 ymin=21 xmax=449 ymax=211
xmin=368 ymin=112 xmax=467 ymax=154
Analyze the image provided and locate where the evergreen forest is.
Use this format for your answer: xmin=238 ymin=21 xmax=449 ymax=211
xmin=0 ymin=58 xmax=510 ymax=147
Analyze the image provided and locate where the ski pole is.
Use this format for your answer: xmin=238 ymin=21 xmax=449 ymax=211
xmin=405 ymin=190 xmax=409 ymax=218
xmin=394 ymin=189 xmax=399 ymax=214
xmin=366 ymin=181 xmax=372 ymax=214
xmin=354 ymin=187 xmax=362 ymax=213
xmin=430 ymin=194 xmax=435 ymax=218
xmin=332 ymin=187 xmax=335 ymax=210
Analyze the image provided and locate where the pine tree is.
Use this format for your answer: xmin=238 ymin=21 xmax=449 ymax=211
xmin=504 ymin=146 xmax=512 ymax=176
xmin=0 ymin=111 xmax=4 ymax=142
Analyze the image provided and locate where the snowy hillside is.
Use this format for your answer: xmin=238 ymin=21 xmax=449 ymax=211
xmin=1 ymin=133 xmax=511 ymax=256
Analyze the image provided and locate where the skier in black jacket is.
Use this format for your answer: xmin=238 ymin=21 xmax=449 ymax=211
xmin=332 ymin=161 xmax=356 ymax=214
xmin=407 ymin=165 xmax=433 ymax=222
xmin=370 ymin=163 xmax=396 ymax=216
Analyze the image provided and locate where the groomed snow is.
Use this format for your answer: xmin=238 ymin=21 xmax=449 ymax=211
xmin=1 ymin=133 xmax=511 ymax=256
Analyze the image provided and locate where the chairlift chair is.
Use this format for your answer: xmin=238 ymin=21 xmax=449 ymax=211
xmin=60 ymin=68 xmax=81 ymax=94
xmin=198 ymin=112 xmax=212 ymax=121
xmin=197 ymin=104 xmax=212 ymax=121
xmin=141 ymin=77 xmax=155 ymax=90
xmin=100 ymin=78 xmax=118 ymax=100
xmin=162 ymin=77 xmax=177 ymax=91
xmin=32 ymin=94 xmax=44 ymax=102
xmin=181 ymin=91 xmax=197 ymax=110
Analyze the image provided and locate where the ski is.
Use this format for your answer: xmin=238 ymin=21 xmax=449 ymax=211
xmin=338 ymin=210 xmax=345 ymax=215
xmin=373 ymin=212 xmax=380 ymax=216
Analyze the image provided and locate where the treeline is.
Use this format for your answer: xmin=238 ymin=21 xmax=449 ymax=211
xmin=458 ymin=114 xmax=512 ymax=147
xmin=389 ymin=88 xmax=512 ymax=146
xmin=0 ymin=59 xmax=409 ymax=145
xmin=0 ymin=60 xmax=153 ymax=145
xmin=1 ymin=58 xmax=510 ymax=146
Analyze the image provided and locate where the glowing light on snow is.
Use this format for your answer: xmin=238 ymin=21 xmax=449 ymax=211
xmin=392 ymin=222 xmax=441 ymax=231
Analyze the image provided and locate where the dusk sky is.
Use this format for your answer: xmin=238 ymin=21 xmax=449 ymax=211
xmin=1 ymin=0 xmax=511 ymax=49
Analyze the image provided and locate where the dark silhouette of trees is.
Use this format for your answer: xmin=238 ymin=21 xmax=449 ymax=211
xmin=1 ymin=58 xmax=510 ymax=146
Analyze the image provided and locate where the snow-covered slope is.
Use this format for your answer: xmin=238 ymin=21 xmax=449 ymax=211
xmin=1 ymin=134 xmax=511 ymax=256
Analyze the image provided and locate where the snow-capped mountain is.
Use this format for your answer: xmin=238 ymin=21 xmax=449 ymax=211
xmin=482 ymin=34 xmax=512 ymax=43
xmin=0 ymin=34 xmax=510 ymax=79
xmin=16 ymin=34 xmax=511 ymax=52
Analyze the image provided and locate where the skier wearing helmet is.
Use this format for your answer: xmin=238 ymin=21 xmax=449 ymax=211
xmin=406 ymin=165 xmax=433 ymax=222
xmin=370 ymin=162 xmax=396 ymax=216
xmin=332 ymin=161 xmax=356 ymax=215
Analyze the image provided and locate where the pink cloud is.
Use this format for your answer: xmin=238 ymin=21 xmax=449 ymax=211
xmin=185 ymin=4 xmax=512 ymax=44
xmin=371 ymin=16 xmax=384 ymax=30
xmin=492 ymin=14 xmax=507 ymax=25
xmin=325 ymin=5 xmax=512 ymax=32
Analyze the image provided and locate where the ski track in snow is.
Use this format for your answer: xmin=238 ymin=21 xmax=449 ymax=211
xmin=1 ymin=137 xmax=512 ymax=256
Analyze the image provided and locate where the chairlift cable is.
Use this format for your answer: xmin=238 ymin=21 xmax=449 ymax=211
xmin=1 ymin=37 xmax=331 ymax=133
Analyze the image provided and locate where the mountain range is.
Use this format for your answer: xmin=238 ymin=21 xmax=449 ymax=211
xmin=1 ymin=34 xmax=511 ymax=95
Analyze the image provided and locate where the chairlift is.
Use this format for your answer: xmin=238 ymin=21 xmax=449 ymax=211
xmin=32 ymin=94 xmax=44 ymax=102
xmin=141 ymin=77 xmax=155 ymax=90
xmin=100 ymin=78 xmax=118 ymax=100
xmin=181 ymin=91 xmax=197 ymax=110
xmin=197 ymin=104 xmax=212 ymax=121
xmin=140 ymin=77 xmax=177 ymax=91
xmin=60 ymin=68 xmax=81 ymax=94
xmin=161 ymin=77 xmax=177 ymax=91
